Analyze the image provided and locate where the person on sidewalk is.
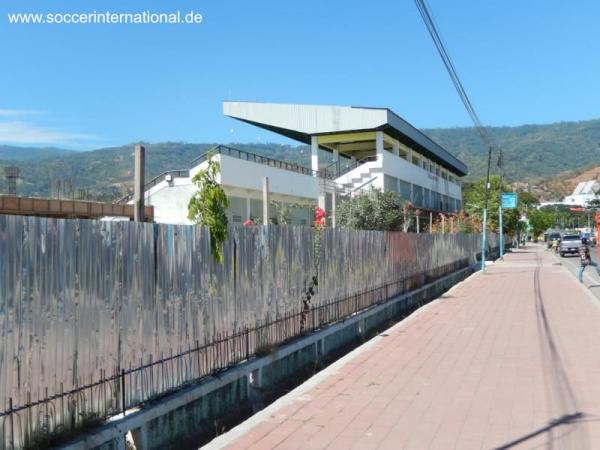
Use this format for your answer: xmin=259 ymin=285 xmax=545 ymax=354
xmin=578 ymin=245 xmax=600 ymax=283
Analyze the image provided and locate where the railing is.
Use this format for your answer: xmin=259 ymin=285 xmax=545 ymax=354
xmin=0 ymin=259 xmax=467 ymax=450
xmin=191 ymin=145 xmax=318 ymax=177
xmin=116 ymin=146 xmax=381 ymax=205
xmin=332 ymin=155 xmax=378 ymax=179
xmin=118 ymin=169 xmax=189 ymax=204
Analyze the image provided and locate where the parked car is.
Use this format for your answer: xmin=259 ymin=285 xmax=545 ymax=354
xmin=559 ymin=234 xmax=583 ymax=257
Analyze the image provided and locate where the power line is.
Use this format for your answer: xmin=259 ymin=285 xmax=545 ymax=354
xmin=414 ymin=0 xmax=494 ymax=150
xmin=414 ymin=0 xmax=503 ymax=271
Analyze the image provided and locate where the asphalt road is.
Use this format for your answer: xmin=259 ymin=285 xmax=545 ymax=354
xmin=549 ymin=242 xmax=600 ymax=300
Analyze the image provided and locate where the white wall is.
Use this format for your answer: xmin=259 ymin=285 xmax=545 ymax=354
xmin=381 ymin=151 xmax=462 ymax=200
xmin=213 ymin=154 xmax=320 ymax=200
xmin=145 ymin=178 xmax=196 ymax=225
xmin=142 ymin=154 xmax=319 ymax=225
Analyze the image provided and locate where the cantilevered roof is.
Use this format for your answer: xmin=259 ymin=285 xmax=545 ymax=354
xmin=223 ymin=101 xmax=468 ymax=176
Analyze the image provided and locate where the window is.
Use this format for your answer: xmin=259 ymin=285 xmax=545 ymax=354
xmin=250 ymin=199 xmax=262 ymax=220
xmin=399 ymin=180 xmax=412 ymax=201
xmin=384 ymin=175 xmax=399 ymax=193
xmin=229 ymin=196 xmax=247 ymax=221
xmin=424 ymin=188 xmax=431 ymax=209
xmin=413 ymin=185 xmax=423 ymax=207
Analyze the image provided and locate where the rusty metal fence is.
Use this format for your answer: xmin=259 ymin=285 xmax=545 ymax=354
xmin=0 ymin=215 xmax=497 ymax=448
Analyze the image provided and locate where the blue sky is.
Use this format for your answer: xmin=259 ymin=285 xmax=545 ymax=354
xmin=1 ymin=0 xmax=600 ymax=149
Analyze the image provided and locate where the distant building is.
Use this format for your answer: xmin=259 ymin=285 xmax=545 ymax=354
xmin=563 ymin=180 xmax=599 ymax=207
xmin=125 ymin=101 xmax=468 ymax=226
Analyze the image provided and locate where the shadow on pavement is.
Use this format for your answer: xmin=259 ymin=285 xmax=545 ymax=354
xmin=531 ymin=250 xmax=590 ymax=448
xmin=493 ymin=412 xmax=585 ymax=450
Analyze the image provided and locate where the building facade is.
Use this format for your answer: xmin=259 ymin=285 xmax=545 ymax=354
xmin=128 ymin=102 xmax=468 ymax=226
xmin=563 ymin=180 xmax=599 ymax=207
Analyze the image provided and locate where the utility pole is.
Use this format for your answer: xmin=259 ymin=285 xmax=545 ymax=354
xmin=481 ymin=146 xmax=493 ymax=272
xmin=262 ymin=177 xmax=269 ymax=225
xmin=499 ymin=204 xmax=504 ymax=260
xmin=134 ymin=144 xmax=145 ymax=222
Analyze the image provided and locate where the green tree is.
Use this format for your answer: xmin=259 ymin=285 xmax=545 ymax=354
xmin=517 ymin=191 xmax=539 ymax=207
xmin=188 ymin=157 xmax=230 ymax=263
xmin=336 ymin=189 xmax=404 ymax=231
xmin=528 ymin=209 xmax=555 ymax=238
xmin=463 ymin=175 xmax=520 ymax=236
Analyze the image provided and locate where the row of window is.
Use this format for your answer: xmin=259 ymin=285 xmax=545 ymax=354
xmin=394 ymin=146 xmax=459 ymax=184
xmin=227 ymin=196 xmax=312 ymax=225
xmin=384 ymin=175 xmax=461 ymax=212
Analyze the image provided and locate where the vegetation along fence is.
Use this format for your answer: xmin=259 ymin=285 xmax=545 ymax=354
xmin=0 ymin=214 xmax=498 ymax=448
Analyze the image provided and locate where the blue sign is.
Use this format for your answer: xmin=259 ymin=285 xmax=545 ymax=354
xmin=501 ymin=192 xmax=518 ymax=209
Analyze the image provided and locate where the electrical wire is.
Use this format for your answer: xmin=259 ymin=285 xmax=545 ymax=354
xmin=414 ymin=0 xmax=497 ymax=153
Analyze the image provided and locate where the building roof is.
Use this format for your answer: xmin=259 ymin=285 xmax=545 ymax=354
xmin=223 ymin=101 xmax=468 ymax=176
xmin=572 ymin=180 xmax=598 ymax=195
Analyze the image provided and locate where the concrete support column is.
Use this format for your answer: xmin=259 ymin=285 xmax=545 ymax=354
xmin=408 ymin=148 xmax=413 ymax=164
xmin=131 ymin=426 xmax=148 ymax=450
xmin=134 ymin=144 xmax=145 ymax=222
xmin=262 ymin=177 xmax=269 ymax=225
xmin=318 ymin=194 xmax=326 ymax=212
xmin=392 ymin=141 xmax=400 ymax=157
xmin=333 ymin=148 xmax=340 ymax=173
xmin=375 ymin=131 xmax=385 ymax=162
xmin=311 ymin=136 xmax=319 ymax=176
xmin=331 ymin=192 xmax=336 ymax=228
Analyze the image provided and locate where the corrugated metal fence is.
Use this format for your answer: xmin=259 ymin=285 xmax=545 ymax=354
xmin=0 ymin=215 xmax=497 ymax=448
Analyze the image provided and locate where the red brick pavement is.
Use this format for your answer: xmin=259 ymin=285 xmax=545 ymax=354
xmin=205 ymin=245 xmax=600 ymax=450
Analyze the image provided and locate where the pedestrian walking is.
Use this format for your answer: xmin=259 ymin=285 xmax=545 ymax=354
xmin=578 ymin=244 xmax=600 ymax=283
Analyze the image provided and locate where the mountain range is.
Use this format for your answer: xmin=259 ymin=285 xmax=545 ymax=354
xmin=1 ymin=117 xmax=600 ymax=201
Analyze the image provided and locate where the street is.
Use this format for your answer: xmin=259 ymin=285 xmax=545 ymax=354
xmin=548 ymin=243 xmax=600 ymax=300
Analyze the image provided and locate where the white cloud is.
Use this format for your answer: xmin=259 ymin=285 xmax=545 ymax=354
xmin=0 ymin=109 xmax=94 ymax=146
xmin=0 ymin=120 xmax=94 ymax=145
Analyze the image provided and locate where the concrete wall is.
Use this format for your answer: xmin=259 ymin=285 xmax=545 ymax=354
xmin=142 ymin=154 xmax=319 ymax=225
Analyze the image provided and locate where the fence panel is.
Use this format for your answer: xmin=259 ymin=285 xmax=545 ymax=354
xmin=0 ymin=214 xmax=496 ymax=448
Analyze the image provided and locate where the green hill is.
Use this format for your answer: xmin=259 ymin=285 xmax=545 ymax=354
xmin=1 ymin=117 xmax=600 ymax=200
xmin=424 ymin=119 xmax=600 ymax=181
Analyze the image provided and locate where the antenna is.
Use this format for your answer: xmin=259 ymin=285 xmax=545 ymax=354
xmin=4 ymin=166 xmax=20 ymax=196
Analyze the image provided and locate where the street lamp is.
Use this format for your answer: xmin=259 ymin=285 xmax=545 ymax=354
xmin=481 ymin=146 xmax=493 ymax=272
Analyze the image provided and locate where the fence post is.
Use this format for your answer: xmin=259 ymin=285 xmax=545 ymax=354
xmin=9 ymin=397 xmax=14 ymax=450
xmin=245 ymin=328 xmax=250 ymax=360
xmin=196 ymin=340 xmax=201 ymax=378
xmin=121 ymin=369 xmax=126 ymax=415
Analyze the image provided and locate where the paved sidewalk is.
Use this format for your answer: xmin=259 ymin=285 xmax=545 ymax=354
xmin=205 ymin=245 xmax=600 ymax=450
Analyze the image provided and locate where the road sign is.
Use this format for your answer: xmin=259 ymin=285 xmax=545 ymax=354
xmin=501 ymin=193 xmax=517 ymax=209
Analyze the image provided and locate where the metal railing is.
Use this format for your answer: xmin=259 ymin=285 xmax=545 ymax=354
xmin=0 ymin=259 xmax=466 ymax=450
xmin=118 ymin=169 xmax=189 ymax=204
xmin=190 ymin=145 xmax=318 ymax=177
xmin=333 ymin=155 xmax=378 ymax=179
xmin=116 ymin=146 xmax=381 ymax=205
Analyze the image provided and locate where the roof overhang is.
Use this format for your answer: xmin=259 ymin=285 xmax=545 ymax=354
xmin=223 ymin=101 xmax=468 ymax=176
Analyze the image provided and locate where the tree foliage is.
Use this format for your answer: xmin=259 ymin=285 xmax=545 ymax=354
xmin=462 ymin=175 xmax=520 ymax=236
xmin=528 ymin=209 xmax=556 ymax=237
xmin=336 ymin=189 xmax=404 ymax=231
xmin=188 ymin=157 xmax=230 ymax=263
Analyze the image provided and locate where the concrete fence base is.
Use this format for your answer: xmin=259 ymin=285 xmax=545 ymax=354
xmin=58 ymin=265 xmax=475 ymax=450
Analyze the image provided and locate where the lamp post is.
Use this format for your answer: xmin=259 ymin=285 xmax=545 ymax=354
xmin=481 ymin=146 xmax=493 ymax=272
